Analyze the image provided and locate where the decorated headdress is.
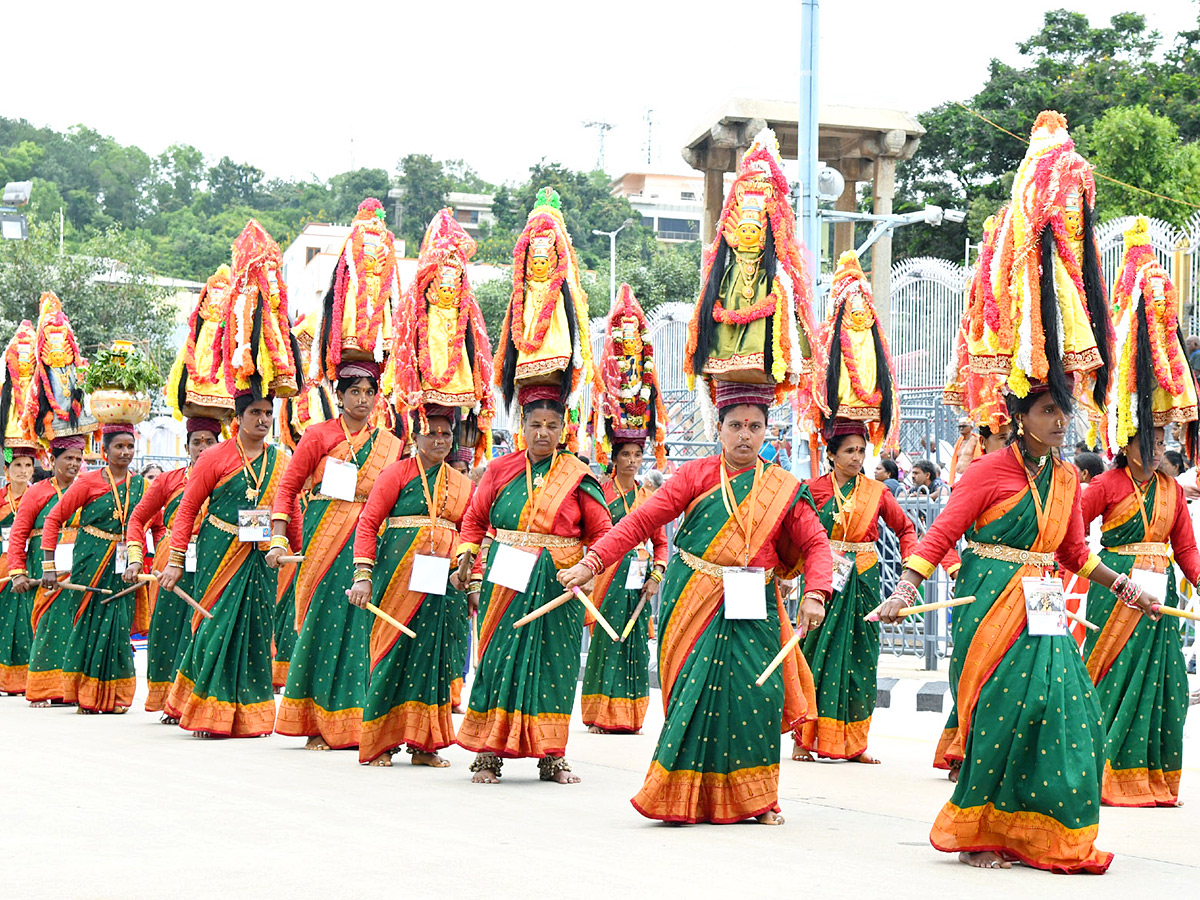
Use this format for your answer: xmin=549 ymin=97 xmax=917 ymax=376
xmin=280 ymin=312 xmax=334 ymax=451
xmin=20 ymin=292 xmax=97 ymax=443
xmin=167 ymin=264 xmax=235 ymax=422
xmin=820 ymin=251 xmax=898 ymax=449
xmin=1 ymin=320 xmax=39 ymax=450
xmin=968 ymin=111 xmax=1112 ymax=416
xmin=589 ymin=284 xmax=668 ymax=468
xmin=684 ymin=128 xmax=824 ymax=432
xmin=494 ymin=187 xmax=592 ymax=450
xmin=944 ymin=211 xmax=1011 ymax=434
xmin=1101 ymin=216 xmax=1199 ymax=462
xmin=225 ymin=219 xmax=300 ymax=400
xmin=393 ymin=208 xmax=495 ymax=464
xmin=312 ymin=198 xmax=398 ymax=382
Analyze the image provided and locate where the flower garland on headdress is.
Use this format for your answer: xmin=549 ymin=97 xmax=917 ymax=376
xmin=1102 ymin=216 xmax=1199 ymax=462
xmin=166 ymin=264 xmax=234 ymax=421
xmin=970 ymin=111 xmax=1112 ymax=417
xmin=494 ymin=187 xmax=593 ymax=450
xmin=589 ymin=284 xmax=668 ymax=469
xmin=314 ymin=198 xmax=398 ymax=382
xmin=225 ymin=219 xmax=299 ymax=399
xmin=818 ymin=251 xmax=898 ymax=450
xmin=0 ymin=320 xmax=38 ymax=450
xmin=20 ymin=292 xmax=94 ymax=444
xmin=394 ymin=208 xmax=495 ymax=464
xmin=684 ymin=128 xmax=825 ymax=422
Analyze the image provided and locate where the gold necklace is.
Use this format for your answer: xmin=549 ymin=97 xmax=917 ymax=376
xmin=737 ymin=253 xmax=763 ymax=300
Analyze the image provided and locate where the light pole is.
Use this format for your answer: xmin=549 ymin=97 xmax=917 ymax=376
xmin=592 ymin=218 xmax=633 ymax=307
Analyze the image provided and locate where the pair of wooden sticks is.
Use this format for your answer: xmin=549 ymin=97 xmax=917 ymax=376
xmin=512 ymin=586 xmax=620 ymax=642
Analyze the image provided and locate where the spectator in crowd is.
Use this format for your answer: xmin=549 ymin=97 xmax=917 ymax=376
xmin=1074 ymin=440 xmax=1090 ymax=455
xmin=643 ymin=470 xmax=665 ymax=493
xmin=874 ymin=458 xmax=902 ymax=496
xmin=1074 ymin=451 xmax=1105 ymax=484
xmin=948 ymin=418 xmax=980 ymax=486
xmin=908 ymin=459 xmax=946 ymax=500
xmin=760 ymin=425 xmax=792 ymax=470
xmin=1187 ymin=335 xmax=1200 ymax=375
xmin=141 ymin=463 xmax=163 ymax=483
xmin=1159 ymin=449 xmax=1187 ymax=478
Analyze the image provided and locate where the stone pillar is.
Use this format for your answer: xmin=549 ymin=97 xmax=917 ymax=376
xmin=702 ymin=167 xmax=724 ymax=244
xmin=871 ymin=156 xmax=896 ymax=331
xmin=833 ymin=177 xmax=857 ymax=261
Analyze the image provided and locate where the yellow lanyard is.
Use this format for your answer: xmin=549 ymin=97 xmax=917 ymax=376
xmin=614 ymin=480 xmax=637 ymax=517
xmin=719 ymin=454 xmax=763 ymax=566
xmin=523 ymin=451 xmax=558 ymax=535
xmin=338 ymin=416 xmax=369 ymax=464
xmin=829 ymin=474 xmax=858 ymax=538
xmin=236 ymin=438 xmax=270 ymax=503
xmin=6 ymin=487 xmax=23 ymax=516
xmin=1126 ymin=469 xmax=1154 ymax=536
xmin=413 ymin=453 xmax=447 ymax=553
xmin=1017 ymin=446 xmax=1055 ymax=563
xmin=105 ymin=468 xmax=131 ymax=529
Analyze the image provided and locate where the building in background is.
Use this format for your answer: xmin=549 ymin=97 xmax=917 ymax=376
xmin=609 ymin=172 xmax=708 ymax=243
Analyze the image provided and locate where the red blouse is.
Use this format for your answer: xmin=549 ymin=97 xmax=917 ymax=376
xmin=125 ymin=465 xmax=186 ymax=555
xmin=270 ymin=418 xmax=369 ymax=523
xmin=352 ymin=458 xmax=470 ymax=563
xmin=1080 ymin=468 xmax=1200 ymax=585
xmin=42 ymin=470 xmax=148 ymax=555
xmin=908 ymin=447 xmax=1092 ymax=576
xmin=586 ymin=455 xmax=834 ymax=596
xmin=602 ymin=479 xmax=669 ymax=566
xmin=807 ymin=473 xmax=919 ymax=560
xmin=5 ymin=479 xmax=63 ymax=574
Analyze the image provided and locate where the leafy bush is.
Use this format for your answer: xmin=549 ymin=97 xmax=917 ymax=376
xmin=82 ymin=346 xmax=163 ymax=393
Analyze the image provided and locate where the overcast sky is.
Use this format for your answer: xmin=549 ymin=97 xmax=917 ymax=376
xmin=5 ymin=0 xmax=1198 ymax=187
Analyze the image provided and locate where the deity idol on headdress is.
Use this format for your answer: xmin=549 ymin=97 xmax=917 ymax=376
xmin=944 ymin=210 xmax=1010 ymax=434
xmin=281 ymin=312 xmax=334 ymax=451
xmin=20 ymin=292 xmax=97 ymax=443
xmin=685 ymin=127 xmax=823 ymax=426
xmin=494 ymin=187 xmax=593 ymax=446
xmin=167 ymin=264 xmax=236 ymax=422
xmin=0 ymin=320 xmax=38 ymax=453
xmin=393 ymin=208 xmax=495 ymax=463
xmin=819 ymin=251 xmax=898 ymax=449
xmin=225 ymin=219 xmax=300 ymax=400
xmin=312 ymin=198 xmax=398 ymax=382
xmin=590 ymin=284 xmax=668 ymax=469
xmin=1101 ymin=216 xmax=1199 ymax=463
xmin=968 ymin=111 xmax=1112 ymax=416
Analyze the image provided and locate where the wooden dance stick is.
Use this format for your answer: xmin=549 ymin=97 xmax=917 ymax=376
xmin=470 ymin=612 xmax=480 ymax=669
xmin=620 ymin=595 xmax=651 ymax=642
xmin=100 ymin=581 xmax=144 ymax=603
xmin=60 ymin=581 xmax=113 ymax=596
xmin=171 ymin=585 xmax=212 ymax=620
xmin=512 ymin=590 xmax=572 ymax=629
xmin=364 ymin=602 xmax=416 ymax=639
xmin=755 ymin=631 xmax=803 ymax=687
xmin=1151 ymin=604 xmax=1200 ymax=622
xmin=276 ymin=555 xmax=305 ymax=565
xmin=572 ymin=587 xmax=619 ymax=642
xmin=1064 ymin=608 xmax=1099 ymax=631
xmin=864 ymin=595 xmax=975 ymax=621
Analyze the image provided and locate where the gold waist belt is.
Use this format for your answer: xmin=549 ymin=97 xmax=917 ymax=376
xmin=966 ymin=541 xmax=1054 ymax=567
xmin=207 ymin=515 xmax=239 ymax=536
xmin=493 ymin=529 xmax=580 ymax=549
xmin=83 ymin=525 xmax=124 ymax=542
xmin=1107 ymin=541 xmax=1170 ymax=558
xmin=830 ymin=540 xmax=875 ymax=555
xmin=310 ymin=491 xmax=369 ymax=504
xmin=679 ymin=549 xmax=775 ymax=582
xmin=386 ymin=515 xmax=458 ymax=531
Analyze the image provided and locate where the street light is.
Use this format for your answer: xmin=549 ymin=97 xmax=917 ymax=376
xmin=592 ymin=217 xmax=634 ymax=307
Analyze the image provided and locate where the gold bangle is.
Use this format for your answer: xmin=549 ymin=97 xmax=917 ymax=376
xmin=269 ymin=534 xmax=291 ymax=552
xmin=648 ymin=569 xmax=663 ymax=583
xmin=168 ymin=548 xmax=187 ymax=568
xmin=353 ymin=568 xmax=373 ymax=583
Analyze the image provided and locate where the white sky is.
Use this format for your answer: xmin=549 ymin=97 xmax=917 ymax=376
xmin=4 ymin=0 xmax=1198 ymax=186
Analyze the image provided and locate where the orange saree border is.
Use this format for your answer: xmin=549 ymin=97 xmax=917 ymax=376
xmin=455 ymin=707 xmax=571 ymax=758
xmin=360 ymin=699 xmax=456 ymax=761
xmin=165 ymin=673 xmax=276 ymax=737
xmin=580 ymin=693 xmax=649 ymax=732
xmin=1102 ymin=761 xmax=1182 ymax=808
xmin=931 ymin=801 xmax=1114 ymax=874
xmin=631 ymin=760 xmax=781 ymax=824
xmin=274 ymin=698 xmax=363 ymax=748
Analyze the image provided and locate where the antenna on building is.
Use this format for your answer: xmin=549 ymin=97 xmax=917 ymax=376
xmin=644 ymin=109 xmax=654 ymax=166
xmin=583 ymin=120 xmax=614 ymax=172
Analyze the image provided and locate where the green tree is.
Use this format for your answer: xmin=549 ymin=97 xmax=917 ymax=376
xmin=329 ymin=167 xmax=393 ymax=224
xmin=473 ymin=273 xmax=513 ymax=339
xmin=0 ymin=224 xmax=175 ymax=365
xmin=151 ymin=143 xmax=205 ymax=213
xmin=206 ymin=156 xmax=265 ymax=210
xmin=397 ymin=154 xmax=451 ymax=249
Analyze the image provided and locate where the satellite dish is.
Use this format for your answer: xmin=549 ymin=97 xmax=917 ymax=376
xmin=816 ymin=166 xmax=846 ymax=202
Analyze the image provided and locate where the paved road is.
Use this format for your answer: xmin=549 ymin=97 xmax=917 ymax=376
xmin=2 ymin=654 xmax=1196 ymax=899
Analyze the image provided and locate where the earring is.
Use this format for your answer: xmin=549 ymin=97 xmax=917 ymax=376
xmin=1017 ymin=422 xmax=1024 ymax=436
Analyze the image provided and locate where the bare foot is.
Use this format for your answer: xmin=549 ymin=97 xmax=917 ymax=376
xmin=410 ymin=750 xmax=451 ymax=768
xmin=850 ymin=751 xmax=881 ymax=765
xmin=791 ymin=742 xmax=814 ymax=762
xmin=368 ymin=751 xmax=394 ymax=767
xmin=160 ymin=714 xmax=179 ymax=725
xmin=29 ymin=700 xmax=50 ymax=708
xmin=959 ymin=851 xmax=1011 ymax=869
xmin=193 ymin=731 xmax=213 ymax=739
xmin=948 ymin=766 xmax=960 ymax=783
xmin=548 ymin=767 xmax=581 ymax=784
xmin=588 ymin=724 xmax=609 ymax=734
xmin=305 ymin=736 xmax=332 ymax=751
xmin=451 ymin=705 xmax=464 ymax=714
xmin=111 ymin=706 xmax=129 ymax=715
xmin=75 ymin=707 xmax=97 ymax=715
xmin=757 ymin=810 xmax=785 ymax=825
